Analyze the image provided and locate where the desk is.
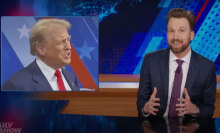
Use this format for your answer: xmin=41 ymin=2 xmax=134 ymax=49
xmin=0 ymin=93 xmax=219 ymax=132
xmin=26 ymin=114 xmax=219 ymax=133
xmin=1 ymin=74 xmax=219 ymax=132
xmin=5 ymin=98 xmax=220 ymax=133
xmin=34 ymin=88 xmax=220 ymax=118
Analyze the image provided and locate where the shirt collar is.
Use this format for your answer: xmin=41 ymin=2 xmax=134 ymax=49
xmin=169 ymin=48 xmax=191 ymax=64
xmin=36 ymin=57 xmax=62 ymax=80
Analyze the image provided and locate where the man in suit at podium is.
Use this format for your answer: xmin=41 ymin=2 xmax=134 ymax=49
xmin=2 ymin=18 xmax=79 ymax=91
xmin=137 ymin=8 xmax=216 ymax=118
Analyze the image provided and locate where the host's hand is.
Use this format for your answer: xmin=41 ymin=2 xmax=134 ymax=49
xmin=143 ymin=87 xmax=160 ymax=115
xmin=176 ymin=88 xmax=197 ymax=117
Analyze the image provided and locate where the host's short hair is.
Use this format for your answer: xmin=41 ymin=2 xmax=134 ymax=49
xmin=29 ymin=18 xmax=71 ymax=56
xmin=166 ymin=8 xmax=196 ymax=31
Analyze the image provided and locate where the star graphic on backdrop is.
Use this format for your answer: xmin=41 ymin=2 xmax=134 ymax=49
xmin=17 ymin=24 xmax=31 ymax=39
xmin=76 ymin=41 xmax=95 ymax=60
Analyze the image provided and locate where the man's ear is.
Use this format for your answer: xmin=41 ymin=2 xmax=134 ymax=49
xmin=36 ymin=44 xmax=46 ymax=56
xmin=190 ymin=31 xmax=195 ymax=41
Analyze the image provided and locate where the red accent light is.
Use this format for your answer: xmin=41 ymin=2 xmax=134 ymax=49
xmin=196 ymin=0 xmax=209 ymax=22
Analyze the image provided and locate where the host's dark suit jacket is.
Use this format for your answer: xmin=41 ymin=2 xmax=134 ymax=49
xmin=2 ymin=60 xmax=80 ymax=91
xmin=137 ymin=48 xmax=216 ymax=118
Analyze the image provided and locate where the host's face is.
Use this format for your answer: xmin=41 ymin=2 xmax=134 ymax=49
xmin=167 ymin=17 xmax=194 ymax=57
xmin=40 ymin=26 xmax=71 ymax=70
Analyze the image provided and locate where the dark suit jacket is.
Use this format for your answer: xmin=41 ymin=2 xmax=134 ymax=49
xmin=2 ymin=60 xmax=80 ymax=91
xmin=137 ymin=48 xmax=216 ymax=118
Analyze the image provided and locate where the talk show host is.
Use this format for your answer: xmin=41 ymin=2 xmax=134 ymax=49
xmin=137 ymin=8 xmax=216 ymax=118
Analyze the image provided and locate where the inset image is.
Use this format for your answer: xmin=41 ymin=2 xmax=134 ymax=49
xmin=1 ymin=16 xmax=99 ymax=91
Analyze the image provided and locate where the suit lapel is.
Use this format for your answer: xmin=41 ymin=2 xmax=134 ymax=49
xmin=159 ymin=48 xmax=170 ymax=114
xmin=30 ymin=61 xmax=53 ymax=91
xmin=62 ymin=68 xmax=76 ymax=91
xmin=184 ymin=50 xmax=198 ymax=96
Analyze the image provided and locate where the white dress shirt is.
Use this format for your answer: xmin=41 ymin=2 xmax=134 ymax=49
xmin=163 ymin=49 xmax=191 ymax=116
xmin=36 ymin=57 xmax=72 ymax=91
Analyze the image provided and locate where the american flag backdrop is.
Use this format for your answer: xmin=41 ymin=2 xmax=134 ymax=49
xmin=1 ymin=16 xmax=99 ymax=90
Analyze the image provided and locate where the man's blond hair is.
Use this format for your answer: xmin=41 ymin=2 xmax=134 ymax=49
xmin=29 ymin=18 xmax=71 ymax=55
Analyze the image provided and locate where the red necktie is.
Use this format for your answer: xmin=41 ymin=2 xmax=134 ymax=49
xmin=168 ymin=59 xmax=184 ymax=117
xmin=54 ymin=70 xmax=66 ymax=91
